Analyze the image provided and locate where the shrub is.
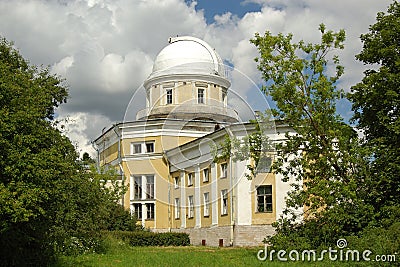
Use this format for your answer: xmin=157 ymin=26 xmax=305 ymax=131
xmin=109 ymin=231 xmax=190 ymax=246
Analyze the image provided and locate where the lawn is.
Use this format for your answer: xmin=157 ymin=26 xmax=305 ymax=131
xmin=55 ymin=242 xmax=372 ymax=267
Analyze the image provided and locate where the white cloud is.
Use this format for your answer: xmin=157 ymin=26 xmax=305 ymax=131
xmin=0 ymin=0 xmax=393 ymax=153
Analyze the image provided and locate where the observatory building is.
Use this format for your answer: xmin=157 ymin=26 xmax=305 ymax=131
xmin=94 ymin=36 xmax=295 ymax=246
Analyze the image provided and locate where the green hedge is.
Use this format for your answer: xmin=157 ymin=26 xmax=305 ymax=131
xmin=110 ymin=231 xmax=190 ymax=246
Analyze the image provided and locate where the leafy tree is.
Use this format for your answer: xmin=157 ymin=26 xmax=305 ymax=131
xmin=0 ymin=37 xmax=135 ymax=266
xmin=250 ymin=25 xmax=372 ymax=246
xmin=348 ymin=1 xmax=400 ymax=220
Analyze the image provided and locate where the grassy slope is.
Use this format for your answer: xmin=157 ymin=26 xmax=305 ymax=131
xmin=56 ymin=244 xmax=371 ymax=267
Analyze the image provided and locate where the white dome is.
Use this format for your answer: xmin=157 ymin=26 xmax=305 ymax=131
xmin=147 ymin=36 xmax=227 ymax=81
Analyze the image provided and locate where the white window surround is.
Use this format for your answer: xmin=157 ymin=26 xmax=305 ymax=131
xmin=131 ymin=174 xmax=156 ymax=200
xmin=175 ymin=198 xmax=180 ymax=219
xmin=221 ymin=189 xmax=228 ymax=215
xmin=220 ymin=163 xmax=227 ymax=178
xmin=188 ymin=173 xmax=194 ymax=186
xmin=203 ymin=168 xmax=209 ymax=182
xmin=203 ymin=192 xmax=210 ymax=217
xmin=188 ymin=195 xmax=194 ymax=218
xmin=131 ymin=141 xmax=155 ymax=155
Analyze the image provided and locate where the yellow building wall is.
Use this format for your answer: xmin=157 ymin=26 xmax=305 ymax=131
xmin=99 ymin=142 xmax=119 ymax=165
xmin=217 ymin=161 xmax=231 ymax=226
xmin=251 ymin=173 xmax=276 ymax=225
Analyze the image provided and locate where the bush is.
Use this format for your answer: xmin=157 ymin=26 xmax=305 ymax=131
xmin=346 ymin=222 xmax=400 ymax=260
xmin=109 ymin=231 xmax=190 ymax=246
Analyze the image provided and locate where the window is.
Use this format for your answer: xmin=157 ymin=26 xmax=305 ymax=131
xmin=133 ymin=143 xmax=142 ymax=154
xmin=134 ymin=203 xmax=142 ymax=219
xmin=203 ymin=168 xmax=209 ymax=182
xmin=146 ymin=142 xmax=154 ymax=153
xmin=174 ymin=177 xmax=179 ymax=189
xmin=257 ymin=185 xmax=273 ymax=212
xmin=132 ymin=142 xmax=155 ymax=154
xmin=166 ymin=89 xmax=173 ymax=104
xmin=221 ymin=189 xmax=228 ymax=215
xmin=146 ymin=175 xmax=154 ymax=199
xmin=188 ymin=173 xmax=193 ymax=186
xmin=257 ymin=156 xmax=272 ymax=173
xmin=222 ymin=92 xmax=227 ymax=106
xmin=220 ymin=163 xmax=227 ymax=178
xmin=188 ymin=195 xmax=194 ymax=218
xmin=174 ymin=198 xmax=180 ymax=219
xmin=197 ymin=88 xmax=204 ymax=104
xmin=134 ymin=176 xmax=142 ymax=199
xmin=146 ymin=203 xmax=155 ymax=220
xmin=203 ymin=192 xmax=210 ymax=217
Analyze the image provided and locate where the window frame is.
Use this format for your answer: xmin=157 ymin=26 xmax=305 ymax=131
xmin=256 ymin=185 xmax=273 ymax=213
xmin=197 ymin=88 xmax=205 ymax=104
xmin=203 ymin=168 xmax=209 ymax=182
xmin=146 ymin=175 xmax=154 ymax=199
xmin=134 ymin=176 xmax=142 ymax=200
xmin=145 ymin=142 xmax=154 ymax=153
xmin=187 ymin=172 xmax=194 ymax=186
xmin=221 ymin=189 xmax=228 ymax=216
xmin=132 ymin=143 xmax=142 ymax=154
xmin=188 ymin=195 xmax=194 ymax=218
xmin=166 ymin=88 xmax=173 ymax=104
xmin=134 ymin=203 xmax=142 ymax=220
xmin=203 ymin=192 xmax=210 ymax=217
xmin=146 ymin=203 xmax=155 ymax=220
xmin=220 ymin=163 xmax=227 ymax=178
xmin=174 ymin=198 xmax=180 ymax=219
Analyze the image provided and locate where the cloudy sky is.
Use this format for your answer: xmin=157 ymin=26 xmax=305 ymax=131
xmin=0 ymin=0 xmax=392 ymax=156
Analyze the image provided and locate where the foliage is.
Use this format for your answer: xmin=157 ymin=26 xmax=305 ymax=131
xmin=0 ymin=36 xmax=135 ymax=266
xmin=211 ymin=112 xmax=275 ymax=180
xmin=348 ymin=1 xmax=400 ymax=216
xmin=251 ymin=25 xmax=373 ymax=246
xmin=109 ymin=231 xmax=190 ymax=247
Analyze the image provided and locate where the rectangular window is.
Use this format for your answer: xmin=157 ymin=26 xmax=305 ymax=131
xmin=203 ymin=192 xmax=210 ymax=217
xmin=146 ymin=175 xmax=154 ymax=199
xmin=203 ymin=168 xmax=209 ymax=182
xmin=134 ymin=176 xmax=142 ymax=200
xmin=174 ymin=177 xmax=179 ymax=189
xmin=133 ymin=143 xmax=142 ymax=154
xmin=197 ymin=88 xmax=204 ymax=104
xmin=134 ymin=203 xmax=142 ymax=219
xmin=166 ymin=89 xmax=173 ymax=104
xmin=221 ymin=189 xmax=228 ymax=215
xmin=146 ymin=203 xmax=155 ymax=220
xmin=174 ymin=198 xmax=180 ymax=219
xmin=257 ymin=185 xmax=273 ymax=212
xmin=257 ymin=156 xmax=272 ymax=173
xmin=188 ymin=173 xmax=193 ymax=186
xmin=220 ymin=163 xmax=227 ymax=178
xmin=146 ymin=142 xmax=154 ymax=153
xmin=222 ymin=92 xmax=227 ymax=106
xmin=188 ymin=195 xmax=194 ymax=218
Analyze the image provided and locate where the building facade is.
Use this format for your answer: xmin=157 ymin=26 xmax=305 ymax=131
xmin=94 ymin=36 xmax=297 ymax=246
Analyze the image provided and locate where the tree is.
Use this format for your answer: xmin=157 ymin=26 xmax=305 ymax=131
xmin=250 ymin=25 xmax=372 ymax=246
xmin=348 ymin=1 xmax=400 ymax=220
xmin=0 ymin=37 xmax=134 ymax=266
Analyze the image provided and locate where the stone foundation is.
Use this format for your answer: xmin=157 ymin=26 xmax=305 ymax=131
xmin=161 ymin=224 xmax=275 ymax=247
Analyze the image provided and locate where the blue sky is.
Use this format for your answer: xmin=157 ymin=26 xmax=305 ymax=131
xmin=0 ymin=0 xmax=392 ymax=153
xmin=187 ymin=0 xmax=261 ymax=23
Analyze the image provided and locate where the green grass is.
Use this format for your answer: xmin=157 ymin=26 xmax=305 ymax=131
xmin=54 ymin=237 xmax=376 ymax=267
